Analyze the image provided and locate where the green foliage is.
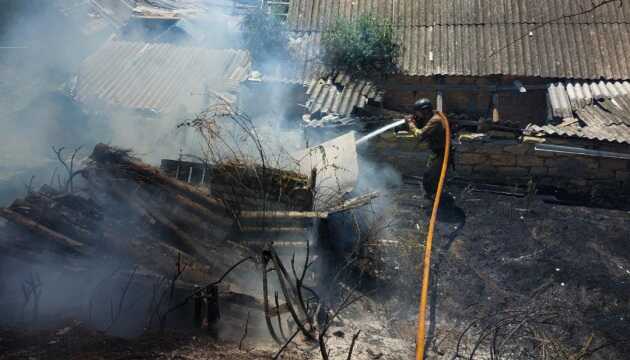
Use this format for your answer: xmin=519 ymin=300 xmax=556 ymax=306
xmin=240 ymin=9 xmax=290 ymax=70
xmin=321 ymin=14 xmax=400 ymax=80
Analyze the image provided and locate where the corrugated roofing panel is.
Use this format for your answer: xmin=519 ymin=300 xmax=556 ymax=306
xmin=75 ymin=40 xmax=251 ymax=112
xmin=289 ymin=0 xmax=630 ymax=29
xmin=527 ymin=83 xmax=630 ymax=144
xmin=305 ymin=72 xmax=383 ymax=117
xmin=288 ymin=0 xmax=630 ymax=80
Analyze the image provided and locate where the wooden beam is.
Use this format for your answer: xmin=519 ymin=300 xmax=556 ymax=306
xmin=390 ymin=84 xmax=548 ymax=93
xmin=0 ymin=208 xmax=87 ymax=255
xmin=436 ymin=90 xmax=444 ymax=112
xmin=492 ymin=93 xmax=500 ymax=123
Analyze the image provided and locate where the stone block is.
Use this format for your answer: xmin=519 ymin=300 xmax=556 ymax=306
xmin=569 ymin=178 xmax=588 ymax=187
xmin=529 ymin=167 xmax=548 ymax=176
xmin=547 ymin=167 xmax=575 ymax=178
xmin=537 ymin=178 xmax=555 ymax=187
xmin=473 ymin=165 xmax=498 ymax=175
xmin=454 ymin=142 xmax=478 ymax=152
xmin=488 ymin=154 xmax=516 ymax=166
xmin=456 ymin=153 xmax=487 ymax=165
xmin=516 ymin=156 xmax=545 ymax=167
xmin=600 ymin=159 xmax=629 ymax=171
xmin=503 ymin=144 xmax=531 ymax=155
xmin=546 ymin=157 xmax=598 ymax=170
xmin=455 ymin=166 xmax=473 ymax=175
xmin=497 ymin=167 xmax=530 ymax=178
xmin=587 ymin=170 xmax=616 ymax=180
xmin=534 ymin=150 xmax=556 ymax=158
xmin=488 ymin=130 xmax=518 ymax=140
xmin=616 ymin=171 xmax=630 ymax=181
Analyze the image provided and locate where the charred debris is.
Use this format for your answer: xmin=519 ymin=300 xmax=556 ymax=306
xmin=0 ymin=133 xmax=385 ymax=357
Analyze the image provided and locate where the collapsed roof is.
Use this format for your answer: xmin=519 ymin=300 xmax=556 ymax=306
xmin=526 ymin=81 xmax=630 ymax=144
xmin=305 ymin=72 xmax=383 ymax=119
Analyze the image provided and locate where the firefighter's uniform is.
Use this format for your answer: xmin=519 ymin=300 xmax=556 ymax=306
xmin=408 ymin=112 xmax=447 ymax=199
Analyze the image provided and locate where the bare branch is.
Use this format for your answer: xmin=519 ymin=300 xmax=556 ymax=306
xmin=273 ymin=328 xmax=301 ymax=360
xmin=239 ymin=312 xmax=250 ymax=350
xmin=346 ymin=330 xmax=361 ymax=360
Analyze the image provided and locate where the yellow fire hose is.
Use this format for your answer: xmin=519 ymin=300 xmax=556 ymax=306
xmin=416 ymin=111 xmax=451 ymax=360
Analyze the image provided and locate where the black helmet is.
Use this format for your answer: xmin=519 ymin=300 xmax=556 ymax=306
xmin=414 ymin=98 xmax=433 ymax=112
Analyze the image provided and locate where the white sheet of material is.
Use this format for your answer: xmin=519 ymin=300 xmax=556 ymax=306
xmin=293 ymin=132 xmax=359 ymax=210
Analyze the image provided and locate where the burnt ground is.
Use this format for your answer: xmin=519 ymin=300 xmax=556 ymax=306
xmin=0 ymin=323 xmax=292 ymax=359
xmin=2 ymin=176 xmax=629 ymax=359
xmin=358 ymin=177 xmax=630 ymax=359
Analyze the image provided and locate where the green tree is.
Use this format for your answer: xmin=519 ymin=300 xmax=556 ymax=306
xmin=321 ymin=14 xmax=400 ymax=80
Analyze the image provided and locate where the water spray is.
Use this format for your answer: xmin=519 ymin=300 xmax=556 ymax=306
xmin=355 ymin=119 xmax=406 ymax=145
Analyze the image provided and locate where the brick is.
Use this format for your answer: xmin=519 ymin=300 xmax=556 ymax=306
xmin=488 ymin=154 xmax=516 ymax=166
xmin=516 ymin=156 xmax=545 ymax=167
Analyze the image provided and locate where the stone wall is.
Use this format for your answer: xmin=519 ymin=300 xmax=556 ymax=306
xmin=358 ymin=127 xmax=630 ymax=201
xmin=453 ymin=134 xmax=630 ymax=196
xmin=360 ymin=133 xmax=431 ymax=177
xmin=382 ymin=75 xmax=548 ymax=128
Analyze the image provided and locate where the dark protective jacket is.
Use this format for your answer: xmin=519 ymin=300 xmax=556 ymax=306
xmin=411 ymin=113 xmax=446 ymax=154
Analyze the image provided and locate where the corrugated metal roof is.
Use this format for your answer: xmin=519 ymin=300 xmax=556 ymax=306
xmin=526 ymin=82 xmax=630 ymax=144
xmin=306 ymin=72 xmax=383 ymax=117
xmin=287 ymin=0 xmax=630 ymax=80
xmin=75 ymin=40 xmax=251 ymax=112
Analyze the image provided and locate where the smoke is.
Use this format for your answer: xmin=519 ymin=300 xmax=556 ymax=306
xmin=0 ymin=0 xmax=105 ymax=204
xmin=0 ymin=0 xmax=404 ymax=344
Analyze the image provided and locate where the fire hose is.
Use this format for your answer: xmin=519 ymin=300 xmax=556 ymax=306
xmin=416 ymin=111 xmax=451 ymax=360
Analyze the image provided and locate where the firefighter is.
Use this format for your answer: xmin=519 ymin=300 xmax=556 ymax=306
xmin=405 ymin=98 xmax=449 ymax=203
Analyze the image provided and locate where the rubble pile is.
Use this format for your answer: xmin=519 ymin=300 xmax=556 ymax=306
xmin=0 ymin=143 xmax=414 ymax=359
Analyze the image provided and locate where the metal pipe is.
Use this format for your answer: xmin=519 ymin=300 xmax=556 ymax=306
xmin=535 ymin=144 xmax=630 ymax=160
